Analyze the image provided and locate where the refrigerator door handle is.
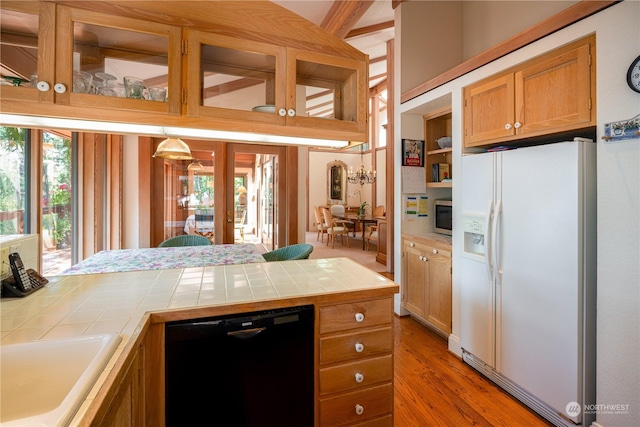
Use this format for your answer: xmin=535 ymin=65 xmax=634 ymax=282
xmin=492 ymin=199 xmax=502 ymax=282
xmin=485 ymin=199 xmax=494 ymax=282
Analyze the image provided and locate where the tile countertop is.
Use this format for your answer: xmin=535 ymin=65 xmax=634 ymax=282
xmin=0 ymin=257 xmax=398 ymax=425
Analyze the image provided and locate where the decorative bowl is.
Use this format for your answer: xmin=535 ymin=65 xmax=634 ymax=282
xmin=436 ymin=137 xmax=452 ymax=149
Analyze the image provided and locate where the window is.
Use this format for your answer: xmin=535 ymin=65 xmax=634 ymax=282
xmin=0 ymin=127 xmax=28 ymax=235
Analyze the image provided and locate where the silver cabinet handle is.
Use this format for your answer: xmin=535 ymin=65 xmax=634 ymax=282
xmin=355 ymin=312 xmax=364 ymax=322
xmin=287 ymin=108 xmax=296 ymax=117
xmin=278 ymin=108 xmax=286 ymax=117
xmin=505 ymin=123 xmax=512 ymax=130
xmin=355 ymin=373 xmax=364 ymax=383
xmin=432 ymin=248 xmax=438 ymax=254
xmin=514 ymin=121 xmax=522 ymax=129
xmin=355 ymin=404 xmax=364 ymax=415
xmin=355 ymin=342 xmax=364 ymax=353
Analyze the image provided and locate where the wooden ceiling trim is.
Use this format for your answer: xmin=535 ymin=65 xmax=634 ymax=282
xmin=345 ymin=20 xmax=394 ymax=39
xmin=53 ymin=1 xmax=367 ymax=60
xmin=320 ymin=0 xmax=375 ymax=38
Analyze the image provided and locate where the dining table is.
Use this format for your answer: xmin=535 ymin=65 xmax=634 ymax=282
xmin=336 ymin=212 xmax=380 ymax=250
xmin=57 ymin=244 xmax=265 ymax=275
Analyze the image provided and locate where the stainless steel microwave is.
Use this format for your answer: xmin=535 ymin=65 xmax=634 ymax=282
xmin=434 ymin=199 xmax=452 ymax=235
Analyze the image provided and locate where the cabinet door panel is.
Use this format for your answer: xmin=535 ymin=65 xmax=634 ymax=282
xmin=404 ymin=245 xmax=426 ymax=317
xmin=464 ymin=74 xmax=515 ymax=147
xmin=515 ymin=43 xmax=592 ymax=135
xmin=426 ymin=254 xmax=452 ymax=334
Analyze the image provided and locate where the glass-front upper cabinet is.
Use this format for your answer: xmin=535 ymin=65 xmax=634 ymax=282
xmin=0 ymin=2 xmax=40 ymax=102
xmin=52 ymin=6 xmax=181 ymax=113
xmin=286 ymin=49 xmax=368 ymax=139
xmin=186 ymin=30 xmax=286 ymax=126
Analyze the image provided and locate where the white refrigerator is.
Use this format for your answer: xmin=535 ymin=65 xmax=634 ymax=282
xmin=458 ymin=140 xmax=596 ymax=426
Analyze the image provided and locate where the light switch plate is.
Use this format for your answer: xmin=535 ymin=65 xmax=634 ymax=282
xmin=1 ymin=246 xmax=9 ymax=276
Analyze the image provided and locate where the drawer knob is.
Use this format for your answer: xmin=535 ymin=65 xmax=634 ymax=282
xmin=432 ymin=248 xmax=438 ymax=254
xmin=354 ymin=312 xmax=365 ymax=323
xmin=354 ymin=373 xmax=364 ymax=383
xmin=355 ymin=404 xmax=364 ymax=415
xmin=53 ymin=83 xmax=67 ymax=93
xmin=36 ymin=81 xmax=50 ymax=92
xmin=354 ymin=342 xmax=364 ymax=353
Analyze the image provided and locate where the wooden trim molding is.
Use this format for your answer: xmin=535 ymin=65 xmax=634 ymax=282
xmin=400 ymin=0 xmax=618 ymax=104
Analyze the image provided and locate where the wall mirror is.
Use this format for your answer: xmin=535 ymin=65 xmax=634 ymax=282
xmin=327 ymin=160 xmax=347 ymax=205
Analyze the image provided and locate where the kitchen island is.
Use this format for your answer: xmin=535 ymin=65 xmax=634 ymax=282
xmin=0 ymin=257 xmax=398 ymax=426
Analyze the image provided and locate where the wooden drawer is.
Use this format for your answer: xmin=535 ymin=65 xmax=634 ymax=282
xmin=319 ymin=383 xmax=392 ymax=427
xmin=319 ymin=354 xmax=392 ymax=395
xmin=320 ymin=327 xmax=392 ymax=365
xmin=350 ymin=414 xmax=393 ymax=427
xmin=319 ymin=298 xmax=392 ymax=334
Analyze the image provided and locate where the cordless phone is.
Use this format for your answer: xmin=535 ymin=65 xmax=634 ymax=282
xmin=9 ymin=252 xmax=32 ymax=291
xmin=1 ymin=252 xmax=48 ymax=297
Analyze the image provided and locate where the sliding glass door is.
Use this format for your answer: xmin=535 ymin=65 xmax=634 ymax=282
xmin=40 ymin=131 xmax=74 ymax=275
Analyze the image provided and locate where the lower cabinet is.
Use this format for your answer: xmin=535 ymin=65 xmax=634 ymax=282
xmin=318 ymin=298 xmax=394 ymax=426
xmin=94 ymin=342 xmax=144 ymax=427
xmin=402 ymin=237 xmax=452 ymax=335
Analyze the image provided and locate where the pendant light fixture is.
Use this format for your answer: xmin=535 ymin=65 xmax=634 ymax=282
xmin=187 ymin=161 xmax=204 ymax=172
xmin=153 ymin=137 xmax=193 ymax=160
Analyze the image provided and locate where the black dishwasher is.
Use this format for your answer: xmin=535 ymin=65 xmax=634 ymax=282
xmin=165 ymin=305 xmax=314 ymax=427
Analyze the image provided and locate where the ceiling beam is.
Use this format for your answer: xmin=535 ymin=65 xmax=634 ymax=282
xmin=345 ymin=20 xmax=394 ymax=39
xmin=320 ymin=1 xmax=375 ymax=38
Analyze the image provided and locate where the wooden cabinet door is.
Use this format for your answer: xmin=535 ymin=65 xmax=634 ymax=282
xmin=286 ymin=48 xmax=368 ymax=142
xmin=514 ymin=43 xmax=593 ymax=136
xmin=464 ymin=74 xmax=515 ymax=147
xmin=404 ymin=244 xmax=426 ymax=318
xmin=426 ymin=253 xmax=452 ymax=334
xmin=96 ymin=346 xmax=143 ymax=427
xmin=54 ymin=6 xmax=181 ymax=115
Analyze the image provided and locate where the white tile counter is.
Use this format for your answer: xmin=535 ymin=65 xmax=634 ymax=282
xmin=0 ymin=257 xmax=398 ymax=426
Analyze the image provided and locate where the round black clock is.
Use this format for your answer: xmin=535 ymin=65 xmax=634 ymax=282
xmin=627 ymin=55 xmax=640 ymax=93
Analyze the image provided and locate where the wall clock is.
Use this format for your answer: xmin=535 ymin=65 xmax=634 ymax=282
xmin=627 ymin=55 xmax=640 ymax=93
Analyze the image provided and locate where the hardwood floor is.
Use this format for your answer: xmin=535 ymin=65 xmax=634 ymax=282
xmin=394 ymin=316 xmax=552 ymax=427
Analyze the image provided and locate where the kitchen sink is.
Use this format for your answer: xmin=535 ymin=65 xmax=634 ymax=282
xmin=0 ymin=333 xmax=122 ymax=426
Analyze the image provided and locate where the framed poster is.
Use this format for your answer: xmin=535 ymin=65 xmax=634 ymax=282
xmin=401 ymin=139 xmax=424 ymax=167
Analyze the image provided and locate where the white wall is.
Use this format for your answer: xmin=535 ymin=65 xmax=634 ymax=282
xmin=307 ymin=150 xmax=374 ymax=229
xmin=397 ymin=2 xmax=640 ymax=425
xmin=461 ymin=1 xmax=578 ymax=59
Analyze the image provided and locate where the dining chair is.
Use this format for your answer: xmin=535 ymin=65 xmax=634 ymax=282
xmin=262 ymin=243 xmax=314 ymax=261
xmin=234 ymin=209 xmax=247 ymax=243
xmin=194 ymin=209 xmax=215 ymax=243
xmin=365 ymin=223 xmax=379 ymax=251
xmin=330 ymin=204 xmax=355 ymax=236
xmin=158 ymin=234 xmax=212 ymax=247
xmin=372 ymin=205 xmax=385 ymax=218
xmin=322 ymin=207 xmax=350 ymax=248
xmin=313 ymin=206 xmax=329 ymax=242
